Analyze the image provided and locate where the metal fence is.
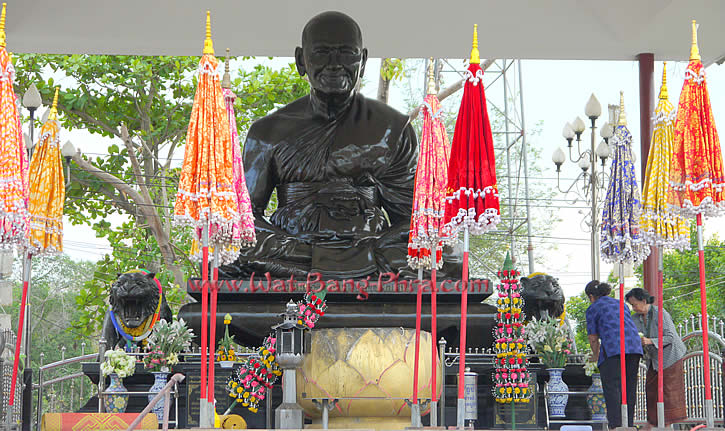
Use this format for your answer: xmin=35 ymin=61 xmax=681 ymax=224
xmin=0 ymin=328 xmax=21 ymax=425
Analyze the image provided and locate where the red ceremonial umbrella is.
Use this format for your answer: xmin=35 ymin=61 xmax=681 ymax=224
xmin=443 ymin=25 xmax=500 ymax=427
xmin=667 ymin=21 xmax=724 ymax=428
xmin=173 ymin=11 xmax=238 ymax=427
xmin=1 ymin=3 xmax=31 ymax=418
xmin=407 ymin=59 xmax=450 ymax=426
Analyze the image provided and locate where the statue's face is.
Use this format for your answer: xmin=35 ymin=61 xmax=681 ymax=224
xmin=296 ymin=14 xmax=367 ymax=96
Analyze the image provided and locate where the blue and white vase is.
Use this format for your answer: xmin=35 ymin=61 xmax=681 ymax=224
xmin=546 ymin=368 xmax=569 ymax=418
xmin=105 ymin=373 xmax=128 ymax=414
xmin=586 ymin=373 xmax=606 ymax=421
xmin=148 ymin=372 xmax=170 ymax=421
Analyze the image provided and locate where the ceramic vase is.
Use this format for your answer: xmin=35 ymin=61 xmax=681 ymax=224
xmin=546 ymin=368 xmax=569 ymax=418
xmin=148 ymin=371 xmax=170 ymax=421
xmin=105 ymin=373 xmax=129 ymax=414
xmin=586 ymin=373 xmax=606 ymax=421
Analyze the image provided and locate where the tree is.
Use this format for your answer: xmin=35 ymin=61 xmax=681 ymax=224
xmin=13 ymin=54 xmax=309 ymax=335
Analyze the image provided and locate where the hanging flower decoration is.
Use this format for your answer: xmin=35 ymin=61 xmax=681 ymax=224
xmin=296 ymin=292 xmax=327 ymax=329
xmin=492 ymin=253 xmax=531 ymax=404
xmin=226 ymin=335 xmax=282 ymax=413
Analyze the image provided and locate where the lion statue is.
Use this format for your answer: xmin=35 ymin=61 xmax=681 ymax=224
xmin=520 ymin=272 xmax=565 ymax=321
xmin=101 ymin=270 xmax=172 ymax=351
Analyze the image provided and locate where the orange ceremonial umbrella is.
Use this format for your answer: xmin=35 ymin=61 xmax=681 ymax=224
xmin=173 ymin=11 xmax=238 ymax=427
xmin=667 ymin=21 xmax=724 ymax=428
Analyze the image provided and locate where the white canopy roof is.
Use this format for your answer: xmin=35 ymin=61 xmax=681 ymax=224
xmin=5 ymin=0 xmax=725 ymax=64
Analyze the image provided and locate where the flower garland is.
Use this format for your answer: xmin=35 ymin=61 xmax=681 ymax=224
xmin=492 ymin=253 xmax=531 ymax=404
xmin=227 ymin=292 xmax=328 ymax=413
xmin=297 ymin=292 xmax=327 ymax=328
xmin=226 ymin=335 xmax=282 ymax=413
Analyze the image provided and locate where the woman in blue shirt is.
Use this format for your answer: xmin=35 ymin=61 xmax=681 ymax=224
xmin=585 ymin=280 xmax=643 ymax=428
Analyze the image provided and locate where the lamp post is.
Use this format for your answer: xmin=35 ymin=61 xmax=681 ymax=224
xmin=22 ymin=84 xmax=41 ymax=160
xmin=273 ymin=300 xmax=305 ymax=429
xmin=551 ymin=94 xmax=614 ymax=281
xmin=61 ymin=140 xmax=75 ymax=185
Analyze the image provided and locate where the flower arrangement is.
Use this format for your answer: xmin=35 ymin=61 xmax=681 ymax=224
xmin=101 ymin=349 xmax=136 ymax=378
xmin=217 ymin=314 xmax=238 ymax=362
xmin=297 ymin=292 xmax=326 ymax=329
xmin=523 ymin=316 xmax=573 ymax=369
xmin=492 ymin=252 xmax=532 ymax=404
xmin=226 ymin=335 xmax=282 ymax=413
xmin=582 ymin=352 xmax=600 ymax=376
xmin=143 ymin=318 xmax=194 ymax=373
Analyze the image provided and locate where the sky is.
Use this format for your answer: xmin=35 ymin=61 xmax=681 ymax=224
xmin=37 ymin=57 xmax=725 ymax=299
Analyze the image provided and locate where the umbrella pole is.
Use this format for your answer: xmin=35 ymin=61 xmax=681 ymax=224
xmin=457 ymin=226 xmax=469 ymax=429
xmin=656 ymin=245 xmax=664 ymax=428
xmin=7 ymin=252 xmax=32 ymax=419
xmin=208 ymin=247 xmax=219 ymax=410
xmin=411 ymin=267 xmax=423 ymax=428
xmin=696 ymin=213 xmax=714 ymax=427
xmin=618 ymin=262 xmax=628 ymax=427
xmin=431 ymin=257 xmax=438 ymax=427
xmin=200 ymin=223 xmax=210 ymax=427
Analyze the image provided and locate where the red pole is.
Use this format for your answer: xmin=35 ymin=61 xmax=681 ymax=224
xmin=458 ymin=228 xmax=469 ymax=402
xmin=431 ymin=267 xmax=437 ymax=403
xmin=200 ymin=241 xmax=208 ymax=402
xmin=413 ymin=275 xmax=422 ymax=404
xmin=619 ymin=265 xmax=627 ymax=425
xmin=696 ymin=214 xmax=713 ymax=426
xmin=657 ymin=245 xmax=664 ymax=427
xmin=8 ymin=255 xmax=30 ymax=406
xmin=208 ymin=258 xmax=218 ymax=404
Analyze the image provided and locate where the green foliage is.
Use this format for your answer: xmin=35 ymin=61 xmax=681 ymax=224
xmin=13 ymin=54 xmax=309 ymax=336
xmin=380 ymin=58 xmax=405 ymax=82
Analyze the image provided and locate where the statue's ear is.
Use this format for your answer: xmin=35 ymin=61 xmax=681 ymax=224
xmin=295 ymin=47 xmax=306 ymax=77
xmin=146 ymin=272 xmax=156 ymax=279
xmin=117 ymin=273 xmax=122 ymax=279
xmin=359 ymin=47 xmax=368 ymax=78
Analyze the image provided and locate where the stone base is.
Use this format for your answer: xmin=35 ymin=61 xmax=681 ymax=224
xmin=307 ymin=416 xmax=411 ymax=430
xmin=276 ymin=402 xmax=304 ymax=429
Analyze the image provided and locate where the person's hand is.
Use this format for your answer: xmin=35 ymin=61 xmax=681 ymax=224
xmin=641 ymin=337 xmax=653 ymax=345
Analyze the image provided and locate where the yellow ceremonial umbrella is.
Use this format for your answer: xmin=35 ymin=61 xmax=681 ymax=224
xmin=173 ymin=12 xmax=237 ymax=427
xmin=28 ymin=87 xmax=64 ymax=255
xmin=640 ymin=65 xmax=689 ymax=428
xmin=641 ymin=64 xmax=689 ymax=250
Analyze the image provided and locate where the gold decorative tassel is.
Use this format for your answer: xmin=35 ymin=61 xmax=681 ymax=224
xmin=0 ymin=3 xmax=7 ymax=49
xmin=659 ymin=62 xmax=668 ymax=100
xmin=203 ymin=10 xmax=214 ymax=56
xmin=690 ymin=20 xmax=700 ymax=62
xmin=426 ymin=58 xmax=436 ymax=95
xmin=48 ymin=87 xmax=60 ymax=121
xmin=470 ymin=24 xmax=480 ymax=65
xmin=617 ymin=91 xmax=627 ymax=126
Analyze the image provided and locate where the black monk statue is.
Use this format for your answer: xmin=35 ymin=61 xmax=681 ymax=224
xmin=220 ymin=11 xmax=460 ymax=279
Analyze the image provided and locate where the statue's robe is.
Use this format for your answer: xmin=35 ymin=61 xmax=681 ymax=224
xmin=220 ymin=93 xmax=420 ymax=279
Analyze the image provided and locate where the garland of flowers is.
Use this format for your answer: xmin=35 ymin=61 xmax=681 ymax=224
xmin=492 ymin=252 xmax=531 ymax=404
xmin=227 ymin=292 xmax=328 ymax=413
xmin=108 ymin=269 xmax=163 ymax=346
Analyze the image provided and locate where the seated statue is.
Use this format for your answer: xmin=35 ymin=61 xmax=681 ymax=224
xmin=221 ymin=11 xmax=460 ymax=279
xmin=520 ymin=272 xmax=566 ymax=320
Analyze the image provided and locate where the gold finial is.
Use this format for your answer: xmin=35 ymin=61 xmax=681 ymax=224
xmin=659 ymin=62 xmax=669 ymax=100
xmin=690 ymin=20 xmax=700 ymax=61
xmin=469 ymin=24 xmax=480 ymax=65
xmin=203 ymin=11 xmax=214 ymax=55
xmin=48 ymin=87 xmax=60 ymax=121
xmin=426 ymin=58 xmax=436 ymax=95
xmin=0 ymin=3 xmax=7 ymax=49
xmin=222 ymin=48 xmax=231 ymax=89
xmin=617 ymin=91 xmax=627 ymax=126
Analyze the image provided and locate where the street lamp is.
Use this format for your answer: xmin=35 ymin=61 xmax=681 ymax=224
xmin=61 ymin=140 xmax=75 ymax=185
xmin=22 ymin=84 xmax=42 ymax=160
xmin=551 ymin=93 xmax=611 ymax=281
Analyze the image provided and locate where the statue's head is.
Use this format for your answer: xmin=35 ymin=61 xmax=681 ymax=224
xmin=109 ymin=271 xmax=160 ymax=328
xmin=295 ymin=11 xmax=368 ymax=97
